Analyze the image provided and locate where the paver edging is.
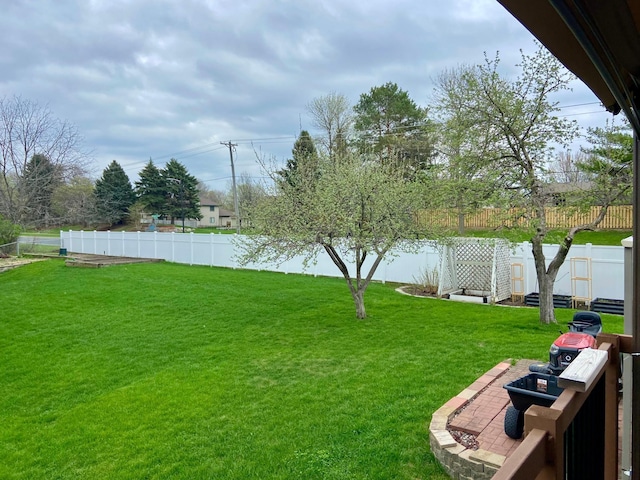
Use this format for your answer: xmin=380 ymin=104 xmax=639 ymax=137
xmin=429 ymin=361 xmax=512 ymax=479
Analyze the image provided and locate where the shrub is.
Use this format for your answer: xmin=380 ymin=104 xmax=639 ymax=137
xmin=0 ymin=215 xmax=21 ymax=253
xmin=412 ymin=266 xmax=440 ymax=295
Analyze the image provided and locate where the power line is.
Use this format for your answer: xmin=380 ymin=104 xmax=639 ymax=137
xmin=560 ymin=110 xmax=612 ymax=118
xmin=557 ymin=101 xmax=601 ymax=109
xmin=229 ymin=135 xmax=296 ymax=143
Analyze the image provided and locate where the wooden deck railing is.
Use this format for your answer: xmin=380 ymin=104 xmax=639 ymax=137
xmin=494 ymin=333 xmax=630 ymax=480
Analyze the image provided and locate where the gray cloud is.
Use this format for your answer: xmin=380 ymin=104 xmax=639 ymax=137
xmin=0 ymin=0 xmax=613 ymax=191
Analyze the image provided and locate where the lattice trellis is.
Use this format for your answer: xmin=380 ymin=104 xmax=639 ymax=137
xmin=436 ymin=238 xmax=511 ymax=303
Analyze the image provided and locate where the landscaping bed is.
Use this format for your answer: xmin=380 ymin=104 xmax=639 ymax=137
xmin=590 ymin=297 xmax=624 ymax=315
xmin=524 ymin=293 xmax=573 ymax=309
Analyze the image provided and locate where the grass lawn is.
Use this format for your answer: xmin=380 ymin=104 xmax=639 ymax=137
xmin=25 ymin=226 xmax=632 ymax=246
xmin=0 ymin=261 xmax=624 ymax=479
xmin=459 ymin=228 xmax=632 ymax=246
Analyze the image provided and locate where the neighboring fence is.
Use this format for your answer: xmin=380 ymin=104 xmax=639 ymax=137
xmin=417 ymin=205 xmax=633 ymax=230
xmin=60 ymin=231 xmax=626 ymax=301
xmin=0 ymin=242 xmax=18 ymax=255
xmin=17 ymin=236 xmax=63 ymax=255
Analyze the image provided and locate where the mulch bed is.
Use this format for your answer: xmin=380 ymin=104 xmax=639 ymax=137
xmin=398 ymin=285 xmax=528 ymax=307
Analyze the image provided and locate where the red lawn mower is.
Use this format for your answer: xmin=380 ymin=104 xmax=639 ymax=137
xmin=503 ymin=311 xmax=602 ymax=439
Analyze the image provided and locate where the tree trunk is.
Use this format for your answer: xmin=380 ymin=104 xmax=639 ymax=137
xmin=531 ymin=236 xmax=556 ymax=324
xmin=352 ymin=288 xmax=366 ymax=319
xmin=531 ymin=235 xmax=571 ymax=324
xmin=458 ymin=209 xmax=465 ymax=235
xmin=538 ymin=272 xmax=556 ymax=324
xmin=321 ymin=243 xmax=388 ymax=319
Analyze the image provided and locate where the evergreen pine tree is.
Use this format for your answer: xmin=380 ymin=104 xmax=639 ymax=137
xmin=278 ymin=130 xmax=318 ymax=189
xmin=20 ymin=154 xmax=61 ymax=226
xmin=135 ymin=159 xmax=167 ymax=216
xmin=161 ymin=159 xmax=202 ymax=230
xmin=95 ymin=160 xmax=135 ymax=225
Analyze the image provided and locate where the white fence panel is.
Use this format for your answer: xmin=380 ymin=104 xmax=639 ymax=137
xmin=60 ymin=231 xmax=625 ymax=301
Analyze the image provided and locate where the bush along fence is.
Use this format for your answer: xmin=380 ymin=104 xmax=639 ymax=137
xmin=60 ymin=231 xmax=626 ymax=306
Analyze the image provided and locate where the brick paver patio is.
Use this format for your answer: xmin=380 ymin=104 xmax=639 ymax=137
xmin=448 ymin=359 xmax=534 ymax=457
xmin=431 ymin=358 xmax=624 ymax=478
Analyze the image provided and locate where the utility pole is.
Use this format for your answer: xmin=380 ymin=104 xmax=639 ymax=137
xmin=167 ymin=177 xmax=186 ymax=233
xmin=221 ymin=141 xmax=240 ymax=234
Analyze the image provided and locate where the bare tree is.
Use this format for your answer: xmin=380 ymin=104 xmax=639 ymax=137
xmin=548 ymin=151 xmax=590 ymax=184
xmin=51 ymin=176 xmax=97 ymax=227
xmin=0 ymin=96 xmax=89 ymax=227
xmin=235 ymin=172 xmax=266 ymax=227
xmin=306 ymin=92 xmax=353 ymax=159
xmin=433 ymin=66 xmax=506 ymax=234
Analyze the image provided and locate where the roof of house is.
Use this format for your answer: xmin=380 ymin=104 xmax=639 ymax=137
xmin=198 ymin=194 xmax=222 ymax=206
xmin=543 ymin=181 xmax=593 ymax=195
xmin=218 ymin=208 xmax=235 ymax=217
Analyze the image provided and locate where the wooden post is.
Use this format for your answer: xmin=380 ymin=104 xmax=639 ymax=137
xmin=597 ymin=336 xmax=621 ymax=480
xmin=525 ymin=405 xmax=563 ymax=478
xmin=492 ymin=429 xmax=550 ymax=480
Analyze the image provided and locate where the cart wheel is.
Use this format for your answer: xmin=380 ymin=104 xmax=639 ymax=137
xmin=504 ymin=406 xmax=524 ymax=439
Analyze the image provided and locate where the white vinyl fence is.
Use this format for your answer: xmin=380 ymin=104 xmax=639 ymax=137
xmin=60 ymin=230 xmax=626 ymax=301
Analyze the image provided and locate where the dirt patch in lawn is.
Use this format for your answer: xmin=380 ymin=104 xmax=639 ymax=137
xmin=64 ymin=253 xmax=163 ymax=268
xmin=0 ymin=256 xmax=45 ymax=273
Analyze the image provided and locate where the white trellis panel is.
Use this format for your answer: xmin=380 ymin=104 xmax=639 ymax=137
xmin=437 ymin=238 xmax=512 ymax=303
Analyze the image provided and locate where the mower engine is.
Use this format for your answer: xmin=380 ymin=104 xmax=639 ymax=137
xmin=548 ymin=331 xmax=597 ymax=375
xmin=530 ymin=311 xmax=602 ymax=376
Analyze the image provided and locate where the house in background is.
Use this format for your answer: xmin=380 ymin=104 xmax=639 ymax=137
xmin=543 ymin=181 xmax=593 ymax=206
xmin=138 ymin=195 xmax=238 ymax=230
xmin=197 ymin=195 xmax=238 ymax=228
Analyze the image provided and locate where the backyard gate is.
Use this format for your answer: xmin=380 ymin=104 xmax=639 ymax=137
xmin=437 ymin=237 xmax=511 ymax=303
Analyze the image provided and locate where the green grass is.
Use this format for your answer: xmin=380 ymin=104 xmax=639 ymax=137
xmin=0 ymin=261 xmax=624 ymax=479
xmin=24 ymin=226 xmax=632 ymax=246
xmin=193 ymin=227 xmax=241 ymax=234
xmin=459 ymin=228 xmax=632 ymax=246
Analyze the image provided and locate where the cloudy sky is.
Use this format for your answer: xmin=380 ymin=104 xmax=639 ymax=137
xmin=0 ymin=0 xmax=616 ymax=193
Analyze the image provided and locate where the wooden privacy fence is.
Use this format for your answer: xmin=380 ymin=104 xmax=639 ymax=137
xmin=417 ymin=205 xmax=632 ymax=230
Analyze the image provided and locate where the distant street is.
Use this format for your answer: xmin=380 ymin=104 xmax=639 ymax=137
xmin=18 ymin=236 xmax=61 ymax=246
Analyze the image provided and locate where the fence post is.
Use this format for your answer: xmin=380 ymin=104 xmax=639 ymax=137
xmin=521 ymin=241 xmax=531 ymax=295
xmin=381 ymin=258 xmax=387 ymax=284
xmin=190 ymin=232 xmax=194 ymax=265
xmin=597 ymin=336 xmax=621 ymax=479
xmin=210 ymin=233 xmax=214 ymax=267
xmin=525 ymin=405 xmax=564 ymax=477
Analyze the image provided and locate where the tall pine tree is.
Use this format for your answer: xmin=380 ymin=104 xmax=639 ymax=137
xmin=354 ymin=82 xmax=433 ymax=174
xmin=20 ymin=154 xmax=61 ymax=226
xmin=161 ymin=159 xmax=201 ymax=229
xmin=278 ymin=130 xmax=319 ymax=189
xmin=135 ymin=159 xmax=167 ymax=216
xmin=95 ymin=160 xmax=135 ymax=225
